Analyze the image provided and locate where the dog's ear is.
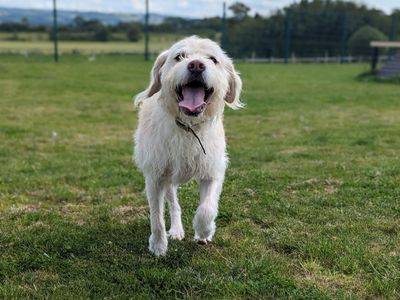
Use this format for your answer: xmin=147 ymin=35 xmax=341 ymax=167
xmin=224 ymin=60 xmax=244 ymax=109
xmin=135 ymin=50 xmax=168 ymax=106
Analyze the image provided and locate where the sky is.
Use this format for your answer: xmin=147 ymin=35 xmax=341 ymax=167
xmin=0 ymin=0 xmax=398 ymax=18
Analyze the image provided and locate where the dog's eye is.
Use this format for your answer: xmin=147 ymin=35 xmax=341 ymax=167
xmin=174 ymin=53 xmax=185 ymax=62
xmin=209 ymin=56 xmax=218 ymax=64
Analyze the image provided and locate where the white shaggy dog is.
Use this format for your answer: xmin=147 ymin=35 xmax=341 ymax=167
xmin=134 ymin=36 xmax=243 ymax=256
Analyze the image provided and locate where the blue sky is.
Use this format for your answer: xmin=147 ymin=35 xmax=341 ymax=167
xmin=0 ymin=1 xmax=398 ymax=18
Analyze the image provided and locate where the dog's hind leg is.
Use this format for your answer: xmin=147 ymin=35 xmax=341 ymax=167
xmin=146 ymin=176 xmax=168 ymax=256
xmin=193 ymin=179 xmax=223 ymax=244
xmin=166 ymin=184 xmax=185 ymax=240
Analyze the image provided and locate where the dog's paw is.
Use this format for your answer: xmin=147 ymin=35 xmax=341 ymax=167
xmin=149 ymin=234 xmax=168 ymax=256
xmin=193 ymin=218 xmax=215 ymax=245
xmin=167 ymin=227 xmax=185 ymax=240
xmin=194 ymin=235 xmax=212 ymax=245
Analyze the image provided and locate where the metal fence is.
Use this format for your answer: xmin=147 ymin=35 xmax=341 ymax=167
xmin=0 ymin=0 xmax=399 ymax=63
xmin=143 ymin=2 xmax=399 ymax=63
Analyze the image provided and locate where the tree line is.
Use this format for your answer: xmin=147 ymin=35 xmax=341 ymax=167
xmin=222 ymin=1 xmax=399 ymax=58
xmin=148 ymin=1 xmax=399 ymax=58
xmin=0 ymin=16 xmax=142 ymax=42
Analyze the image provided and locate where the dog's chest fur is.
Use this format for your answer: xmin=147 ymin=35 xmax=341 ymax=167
xmin=134 ymin=101 xmax=227 ymax=183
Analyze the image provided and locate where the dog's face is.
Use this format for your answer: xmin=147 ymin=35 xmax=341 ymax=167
xmin=136 ymin=36 xmax=243 ymax=118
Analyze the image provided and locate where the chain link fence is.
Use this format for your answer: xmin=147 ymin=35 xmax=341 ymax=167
xmin=0 ymin=0 xmax=398 ymax=63
xmin=144 ymin=5 xmax=399 ymax=63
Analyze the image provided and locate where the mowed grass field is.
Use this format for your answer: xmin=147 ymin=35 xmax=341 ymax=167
xmin=0 ymin=55 xmax=399 ymax=299
xmin=0 ymin=34 xmax=185 ymax=55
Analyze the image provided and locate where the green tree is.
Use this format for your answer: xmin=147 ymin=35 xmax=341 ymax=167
xmin=127 ymin=25 xmax=142 ymax=42
xmin=94 ymin=26 xmax=111 ymax=41
xmin=73 ymin=16 xmax=85 ymax=29
xmin=348 ymin=25 xmax=388 ymax=56
xmin=229 ymin=2 xmax=250 ymax=20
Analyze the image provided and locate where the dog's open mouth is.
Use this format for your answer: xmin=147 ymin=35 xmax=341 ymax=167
xmin=176 ymin=80 xmax=214 ymax=116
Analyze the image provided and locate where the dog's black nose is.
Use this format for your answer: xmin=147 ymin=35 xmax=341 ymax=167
xmin=188 ymin=60 xmax=205 ymax=73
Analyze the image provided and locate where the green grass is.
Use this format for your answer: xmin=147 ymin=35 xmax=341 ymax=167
xmin=0 ymin=54 xmax=399 ymax=299
xmin=0 ymin=33 xmax=187 ymax=55
xmin=0 ymin=32 xmax=49 ymax=41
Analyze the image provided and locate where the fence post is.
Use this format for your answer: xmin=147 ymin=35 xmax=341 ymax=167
xmin=371 ymin=47 xmax=379 ymax=73
xmin=221 ymin=2 xmax=226 ymax=49
xmin=283 ymin=8 xmax=292 ymax=64
xmin=388 ymin=14 xmax=398 ymax=56
xmin=390 ymin=14 xmax=398 ymax=41
xmin=52 ymin=0 xmax=59 ymax=63
xmin=340 ymin=13 xmax=348 ymax=63
xmin=144 ymin=0 xmax=149 ymax=61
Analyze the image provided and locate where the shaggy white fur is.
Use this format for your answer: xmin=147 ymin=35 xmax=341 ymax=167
xmin=134 ymin=36 xmax=243 ymax=256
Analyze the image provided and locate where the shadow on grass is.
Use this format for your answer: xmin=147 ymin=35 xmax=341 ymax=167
xmin=0 ymin=208 xmax=202 ymax=298
xmin=356 ymin=71 xmax=400 ymax=84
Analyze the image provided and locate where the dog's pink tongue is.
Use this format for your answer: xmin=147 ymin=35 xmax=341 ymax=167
xmin=179 ymin=87 xmax=205 ymax=112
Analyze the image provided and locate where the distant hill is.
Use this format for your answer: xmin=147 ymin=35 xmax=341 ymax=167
xmin=0 ymin=7 xmax=167 ymax=25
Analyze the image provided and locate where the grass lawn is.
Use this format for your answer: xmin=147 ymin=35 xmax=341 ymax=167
xmin=0 ymin=34 xmax=186 ymax=55
xmin=0 ymin=55 xmax=399 ymax=299
xmin=0 ymin=32 xmax=49 ymax=41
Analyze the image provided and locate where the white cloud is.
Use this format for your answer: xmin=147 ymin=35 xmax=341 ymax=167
xmin=130 ymin=0 xmax=144 ymax=12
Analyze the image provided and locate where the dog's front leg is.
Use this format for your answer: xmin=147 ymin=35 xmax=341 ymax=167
xmin=146 ymin=177 xmax=168 ymax=256
xmin=193 ymin=179 xmax=223 ymax=244
xmin=166 ymin=184 xmax=185 ymax=240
